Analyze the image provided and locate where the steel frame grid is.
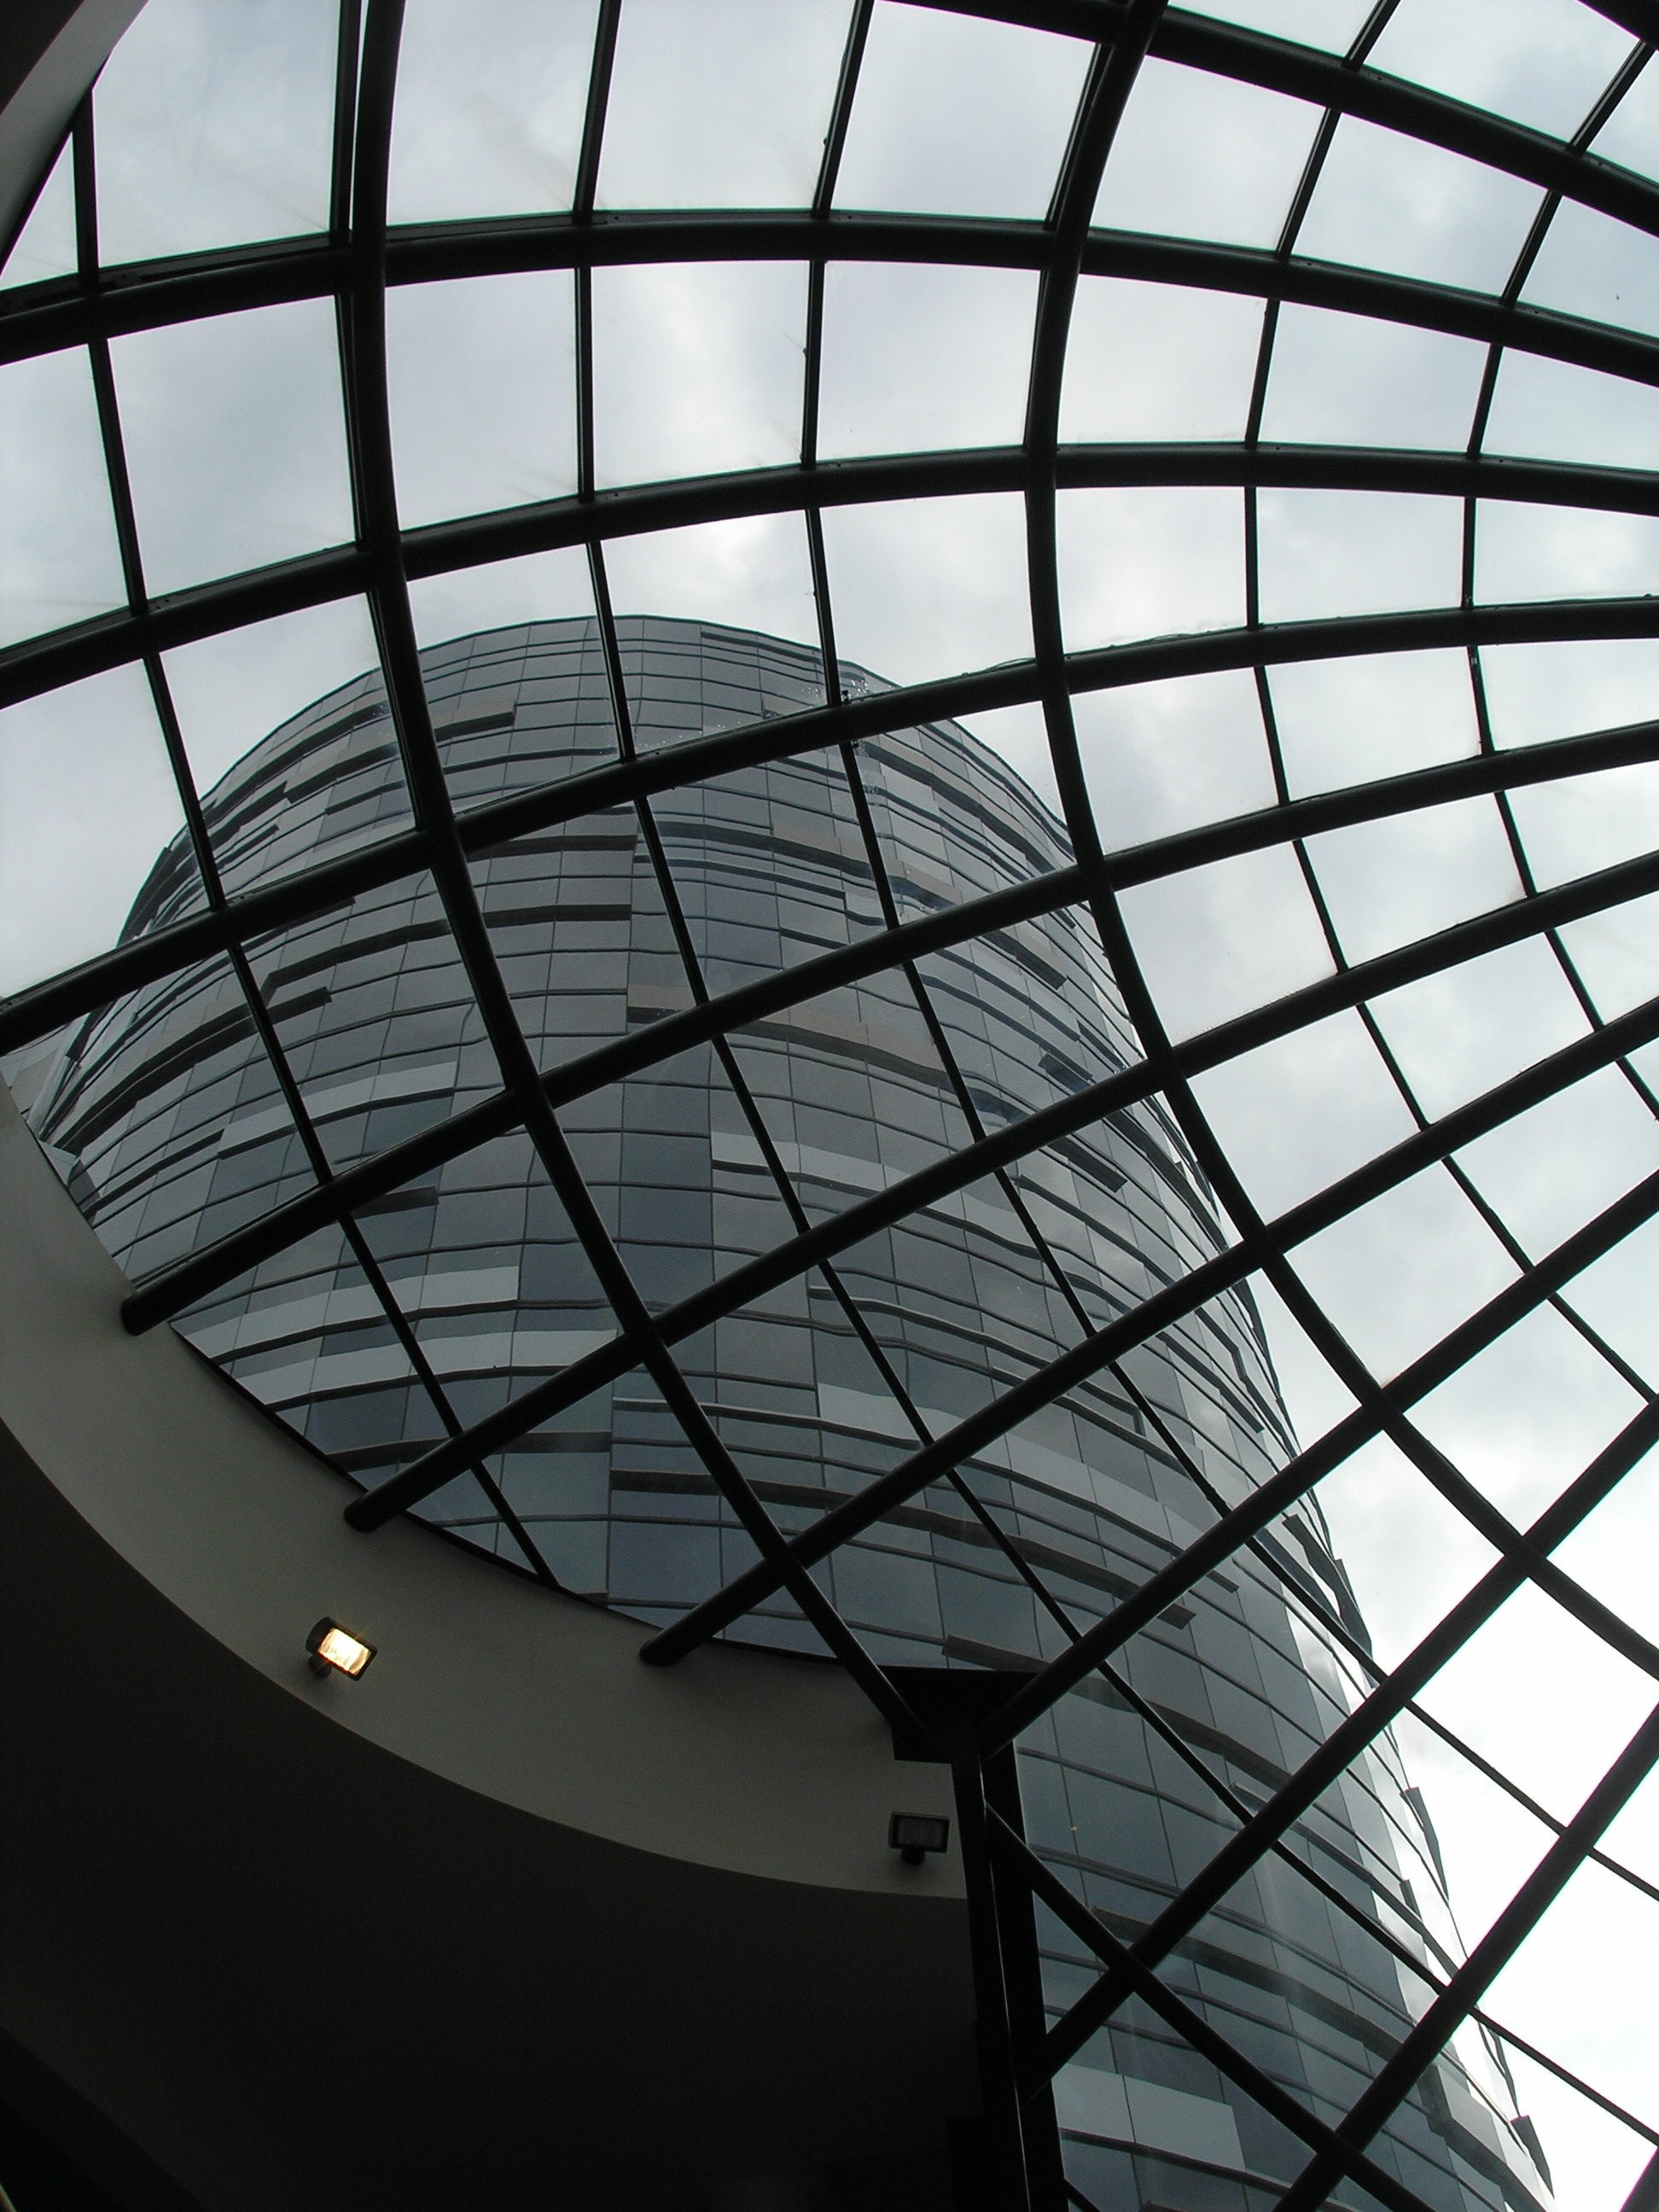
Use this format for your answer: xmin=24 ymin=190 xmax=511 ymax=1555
xmin=4 ymin=2 xmax=1659 ymax=2208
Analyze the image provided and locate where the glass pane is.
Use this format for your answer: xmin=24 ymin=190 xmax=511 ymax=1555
xmin=818 ymin=262 xmax=1037 ymax=459
xmin=818 ymin=492 xmax=1031 ymax=687
xmin=1557 ymin=888 xmax=1659 ymax=1022
xmin=1060 ymin=278 xmax=1262 ymax=445
xmin=1190 ymin=1010 xmax=1416 ymax=1219
xmin=1094 ymin=59 xmax=1320 ymax=250
xmin=1260 ymin=304 xmax=1487 ymax=451
xmin=1296 ymin=117 xmax=1544 ymax=293
xmin=1289 ymin=1163 xmax=1519 ymax=1380
xmin=110 ymin=297 xmax=355 ymax=597
xmin=1368 ymin=0 xmax=1634 ymax=140
xmin=0 ymin=661 xmax=192 ymax=996
xmin=1588 ymin=49 xmax=1659 ymax=182
xmin=387 ymin=273 xmax=578 ymax=527
xmin=1303 ymin=795 xmax=1524 ymax=966
xmin=1455 ymin=1066 xmax=1659 ymax=1259
xmin=387 ymin=0 xmax=598 ymax=224
xmin=1483 ymin=348 xmax=1659 ymax=472
xmin=1521 ymin=198 xmax=1659 ymax=341
xmin=1508 ymin=760 xmax=1659 ymax=891
xmin=1371 ymin=936 xmax=1589 ymax=1121
xmin=834 ymin=3 xmax=1091 ymax=220
xmin=1074 ymin=667 xmax=1275 ymax=847
xmin=1480 ymin=637 xmax=1659 ymax=748
xmin=1115 ymin=843 xmax=1335 ymax=1039
xmin=93 ymin=0 xmax=337 ymax=264
xmin=1256 ymin=488 xmax=1462 ymax=622
xmin=0 ymin=346 xmax=126 ymax=646
xmin=1474 ymin=500 xmax=1659 ymax=605
xmin=1 ymin=137 xmax=75 ymax=289
xmin=604 ymin=514 xmax=820 ymax=655
xmin=1269 ymin=648 xmax=1479 ymax=795
xmin=1057 ymin=486 xmax=1243 ymax=649
xmin=163 ymin=597 xmax=386 ymax=798
xmin=409 ymin=544 xmax=595 ymax=653
xmin=597 ymin=0 xmax=845 ymax=210
xmin=591 ymin=259 xmax=806 ymax=487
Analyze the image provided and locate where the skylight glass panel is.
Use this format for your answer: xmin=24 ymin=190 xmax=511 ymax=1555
xmin=1059 ymin=279 xmax=1263 ymax=445
xmin=1189 ymin=1012 xmax=1417 ymax=1220
xmin=1562 ymin=1216 xmax=1659 ymax=1395
xmin=1519 ymin=199 xmax=1659 ymax=340
xmin=604 ymin=515 xmax=821 ymax=658
xmin=1296 ymin=119 xmax=1545 ymax=294
xmin=1302 ymin=796 xmax=1524 ymax=966
xmin=162 ymin=597 xmax=387 ymax=799
xmin=817 ymin=263 xmax=1037 ymax=459
xmin=1255 ymin=489 xmax=1462 ymax=622
xmin=1557 ymin=888 xmax=1659 ymax=1022
xmin=1115 ymin=843 xmax=1334 ymax=1040
xmin=1259 ymin=306 xmax=1488 ymax=451
xmin=109 ymin=298 xmax=355 ymax=597
xmin=1481 ymin=350 xmax=1659 ymax=473
xmin=1268 ymin=649 xmax=1480 ymax=795
xmin=1181 ymin=1 xmax=1374 ymax=51
xmin=0 ymin=347 xmax=127 ymax=647
xmin=0 ymin=662 xmax=191 ymax=997
xmin=1479 ymin=637 xmax=1659 ymax=748
xmin=1057 ymin=487 xmax=1243 ymax=649
xmin=1370 ymin=937 xmax=1590 ymax=1122
xmin=1074 ymin=668 xmax=1275 ymax=848
xmin=1092 ymin=60 xmax=1320 ymax=251
xmin=387 ymin=274 xmax=578 ymax=528
xmin=92 ymin=0 xmax=337 ymax=265
xmin=591 ymin=260 xmax=806 ymax=489
xmin=818 ymin=492 xmax=1031 ymax=688
xmin=834 ymin=3 xmax=1091 ymax=220
xmin=387 ymin=0 xmax=597 ymax=223
xmin=1316 ymin=1436 xmax=1499 ymax=1662
xmin=1454 ymin=1068 xmax=1659 ymax=1260
xmin=408 ymin=547 xmax=595 ymax=653
xmin=1507 ymin=761 xmax=1659 ymax=891
xmin=1474 ymin=501 xmax=1659 ymax=606
xmin=596 ymin=0 xmax=846 ymax=210
xmin=1586 ymin=49 xmax=1659 ymax=181
xmin=1365 ymin=0 xmax=1635 ymax=141
xmin=0 ymin=138 xmax=75 ymax=290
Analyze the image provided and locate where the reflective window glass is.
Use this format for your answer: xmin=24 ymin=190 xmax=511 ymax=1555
xmin=1094 ymin=60 xmax=1319 ymax=250
xmin=835 ymin=3 xmax=1091 ymax=220
xmin=110 ymin=298 xmax=355 ymax=597
xmin=818 ymin=262 xmax=1038 ymax=459
xmin=0 ymin=662 xmax=190 ymax=995
xmin=387 ymin=0 xmax=597 ymax=224
xmin=387 ymin=274 xmax=578 ymax=527
xmin=93 ymin=0 xmax=337 ymax=264
xmin=597 ymin=0 xmax=846 ymax=210
xmin=0 ymin=346 xmax=126 ymax=646
xmin=591 ymin=260 xmax=806 ymax=488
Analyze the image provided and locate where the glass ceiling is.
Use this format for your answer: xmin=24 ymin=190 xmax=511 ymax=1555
xmin=3 ymin=2 xmax=1659 ymax=2206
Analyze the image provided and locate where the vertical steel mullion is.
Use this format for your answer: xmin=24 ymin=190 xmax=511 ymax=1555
xmin=329 ymin=0 xmax=364 ymax=246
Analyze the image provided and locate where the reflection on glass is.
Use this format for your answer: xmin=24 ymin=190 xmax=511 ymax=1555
xmin=1057 ymin=487 xmax=1243 ymax=649
xmin=1 ymin=138 xmax=75 ymax=290
xmin=591 ymin=260 xmax=806 ymax=488
xmin=1260 ymin=305 xmax=1488 ymax=451
xmin=0 ymin=662 xmax=189 ymax=997
xmin=387 ymin=0 xmax=597 ymax=224
xmin=1297 ymin=117 xmax=1544 ymax=294
xmin=1256 ymin=488 xmax=1462 ymax=622
xmin=835 ymin=3 xmax=1091 ymax=220
xmin=111 ymin=298 xmax=355 ymax=597
xmin=597 ymin=0 xmax=845 ymax=211
xmin=1060 ymin=279 xmax=1262 ymax=445
xmin=0 ymin=347 xmax=127 ymax=646
xmin=387 ymin=273 xmax=578 ymax=527
xmin=92 ymin=0 xmax=336 ymax=264
xmin=818 ymin=262 xmax=1037 ymax=458
xmin=1094 ymin=59 xmax=1318 ymax=249
xmin=819 ymin=492 xmax=1032 ymax=685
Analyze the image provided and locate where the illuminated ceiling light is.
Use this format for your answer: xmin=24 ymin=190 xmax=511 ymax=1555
xmin=306 ymin=1618 xmax=375 ymax=1679
xmin=888 ymin=1813 xmax=950 ymax=1866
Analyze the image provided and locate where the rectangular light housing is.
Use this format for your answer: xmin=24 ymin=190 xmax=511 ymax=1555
xmin=306 ymin=1617 xmax=375 ymax=1678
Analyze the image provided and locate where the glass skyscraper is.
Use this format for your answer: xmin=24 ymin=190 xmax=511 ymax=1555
xmin=19 ymin=616 xmax=1554 ymax=2212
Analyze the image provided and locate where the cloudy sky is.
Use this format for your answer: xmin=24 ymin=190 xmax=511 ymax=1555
xmin=3 ymin=2 xmax=1659 ymax=2203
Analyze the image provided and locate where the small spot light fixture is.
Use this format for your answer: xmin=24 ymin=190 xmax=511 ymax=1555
xmin=888 ymin=1811 xmax=950 ymax=1866
xmin=306 ymin=1618 xmax=375 ymax=1679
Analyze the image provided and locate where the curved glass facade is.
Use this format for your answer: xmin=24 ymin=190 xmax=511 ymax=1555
xmin=18 ymin=617 xmax=1551 ymax=2212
